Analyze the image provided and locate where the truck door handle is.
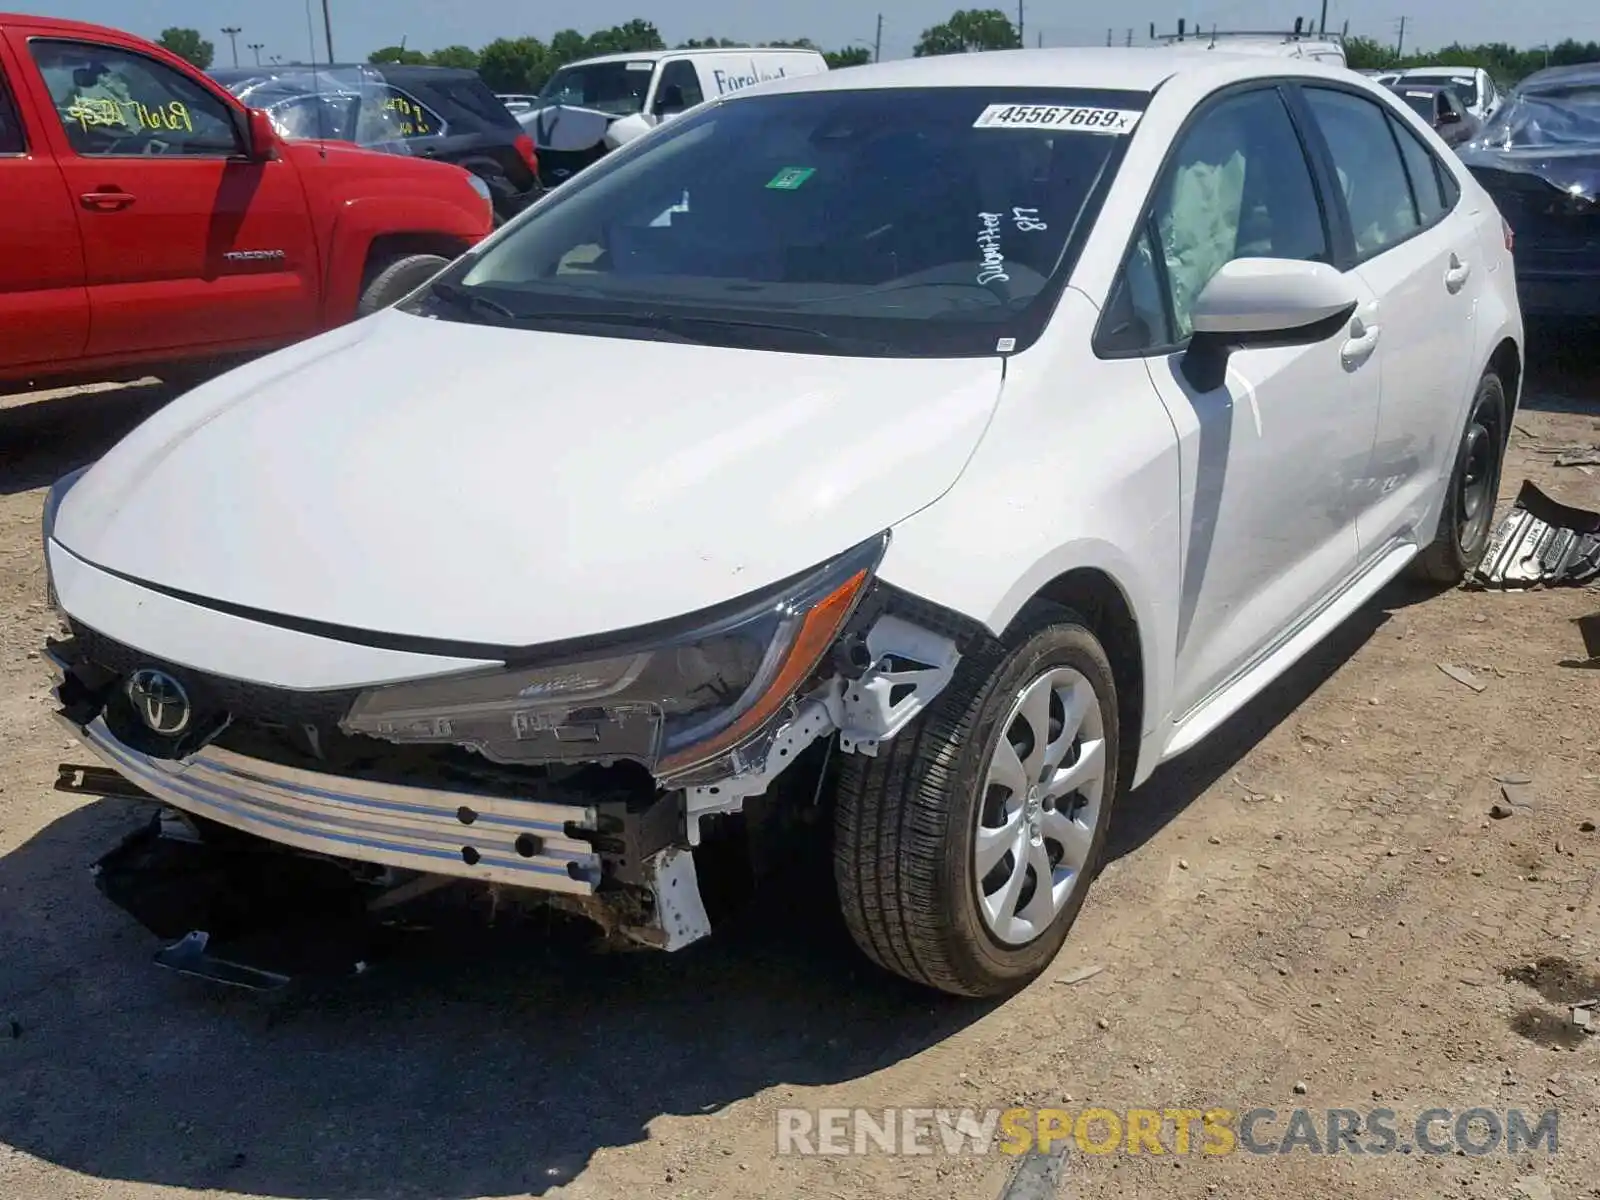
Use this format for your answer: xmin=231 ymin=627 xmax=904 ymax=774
xmin=1340 ymin=317 xmax=1380 ymax=369
xmin=80 ymin=190 xmax=136 ymax=211
xmin=1445 ymin=254 xmax=1472 ymax=292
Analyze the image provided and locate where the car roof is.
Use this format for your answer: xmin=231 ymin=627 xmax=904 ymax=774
xmin=1390 ymin=81 xmax=1447 ymax=93
xmin=748 ymin=46 xmax=1338 ymax=98
xmin=1396 ymin=66 xmax=1479 ymax=79
xmin=573 ymin=46 xmax=828 ymax=67
xmin=1517 ymin=61 xmax=1600 ymax=93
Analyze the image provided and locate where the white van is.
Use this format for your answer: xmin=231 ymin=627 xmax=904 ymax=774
xmin=519 ymin=47 xmax=829 ymax=185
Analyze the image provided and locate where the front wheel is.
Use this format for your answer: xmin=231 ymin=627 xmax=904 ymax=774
xmin=833 ymin=602 xmax=1120 ymax=997
xmin=1411 ymin=370 xmax=1508 ymax=585
xmin=357 ymin=253 xmax=451 ymax=317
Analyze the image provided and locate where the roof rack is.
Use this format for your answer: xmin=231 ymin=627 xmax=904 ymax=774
xmin=1149 ymin=17 xmax=1346 ymax=45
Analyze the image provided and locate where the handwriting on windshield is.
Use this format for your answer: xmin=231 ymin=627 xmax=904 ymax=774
xmin=1012 ymin=207 xmax=1048 ymax=232
xmin=67 ymin=96 xmax=192 ymax=134
xmin=977 ymin=212 xmax=1010 ymax=285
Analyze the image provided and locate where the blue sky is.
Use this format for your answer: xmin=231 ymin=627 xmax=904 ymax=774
xmin=45 ymin=0 xmax=1600 ymax=67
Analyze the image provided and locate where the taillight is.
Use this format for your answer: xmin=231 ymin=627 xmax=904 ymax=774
xmin=513 ymin=133 xmax=539 ymax=177
xmin=1502 ymin=216 xmax=1514 ymax=252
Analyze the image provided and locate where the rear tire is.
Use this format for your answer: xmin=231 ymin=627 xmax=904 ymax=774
xmin=1411 ymin=370 xmax=1507 ymax=585
xmin=833 ymin=601 xmax=1120 ymax=998
xmin=357 ymin=253 xmax=450 ymax=317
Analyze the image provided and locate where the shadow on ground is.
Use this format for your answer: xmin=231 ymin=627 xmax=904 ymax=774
xmin=0 ymin=381 xmax=171 ymax=496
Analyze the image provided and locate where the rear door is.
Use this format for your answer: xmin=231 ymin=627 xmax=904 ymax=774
xmin=23 ymin=33 xmax=320 ymax=359
xmin=0 ymin=31 xmax=88 ymax=374
xmin=1296 ymin=83 xmax=1481 ymax=556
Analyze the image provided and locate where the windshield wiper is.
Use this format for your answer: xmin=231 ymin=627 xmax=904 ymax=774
xmin=426 ymin=280 xmax=520 ymax=325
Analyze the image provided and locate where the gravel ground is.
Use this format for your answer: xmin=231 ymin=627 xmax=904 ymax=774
xmin=1 ymin=340 xmax=1597 ymax=1200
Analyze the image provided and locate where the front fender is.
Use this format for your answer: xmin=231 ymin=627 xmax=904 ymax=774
xmin=322 ymin=195 xmax=490 ymax=324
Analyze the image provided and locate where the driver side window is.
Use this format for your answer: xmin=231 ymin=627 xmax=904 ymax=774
xmin=653 ymin=60 xmax=704 ymax=116
xmin=30 ymin=40 xmax=241 ymax=157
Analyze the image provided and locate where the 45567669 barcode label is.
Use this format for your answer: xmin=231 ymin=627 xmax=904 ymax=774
xmin=972 ymin=104 xmax=1142 ymax=134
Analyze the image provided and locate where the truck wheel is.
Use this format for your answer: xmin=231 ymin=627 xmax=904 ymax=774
xmin=833 ymin=601 xmax=1120 ymax=997
xmin=1410 ymin=370 xmax=1507 ymax=586
xmin=357 ymin=253 xmax=450 ymax=316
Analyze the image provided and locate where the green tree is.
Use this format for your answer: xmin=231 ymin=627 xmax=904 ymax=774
xmin=429 ymin=45 xmax=480 ymax=69
xmin=584 ymin=20 xmax=666 ymax=57
xmin=478 ymin=36 xmax=550 ymax=92
xmin=368 ymin=45 xmax=429 ymax=65
xmin=914 ymin=9 xmax=1021 ymax=56
xmin=550 ymin=29 xmax=591 ymax=64
xmin=1341 ymin=35 xmax=1393 ymax=70
xmin=156 ymin=27 xmax=214 ymax=69
xmin=769 ymin=38 xmax=821 ymax=50
xmin=825 ymin=46 xmax=873 ymax=68
xmin=678 ymin=37 xmax=745 ymax=49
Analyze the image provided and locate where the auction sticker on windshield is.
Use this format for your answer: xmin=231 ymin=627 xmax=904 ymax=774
xmin=973 ymin=104 xmax=1141 ymax=134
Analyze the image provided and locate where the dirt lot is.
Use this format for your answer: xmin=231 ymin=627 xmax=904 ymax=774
xmin=1 ymin=343 xmax=1597 ymax=1200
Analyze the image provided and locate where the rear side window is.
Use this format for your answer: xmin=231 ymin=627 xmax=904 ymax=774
xmin=0 ymin=74 xmax=23 ymax=153
xmin=30 ymin=39 xmax=241 ymax=157
xmin=1302 ymin=87 xmax=1420 ymax=261
xmin=360 ymin=87 xmax=445 ymax=141
xmin=1387 ymin=113 xmax=1448 ymax=225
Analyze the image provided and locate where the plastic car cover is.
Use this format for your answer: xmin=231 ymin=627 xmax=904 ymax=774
xmin=218 ymin=66 xmax=431 ymax=155
xmin=1462 ymin=74 xmax=1600 ymax=200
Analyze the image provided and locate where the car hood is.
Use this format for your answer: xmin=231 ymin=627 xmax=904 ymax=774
xmin=53 ymin=311 xmax=1004 ymax=648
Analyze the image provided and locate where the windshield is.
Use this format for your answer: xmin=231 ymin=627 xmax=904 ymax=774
xmin=1406 ymin=72 xmax=1477 ymax=107
xmin=1474 ymin=83 xmax=1600 ymax=150
xmin=536 ymin=61 xmax=655 ymax=116
xmin=408 ymin=87 xmax=1143 ymax=357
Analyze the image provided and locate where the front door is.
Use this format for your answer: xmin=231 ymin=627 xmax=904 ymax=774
xmin=25 ymin=35 xmax=320 ymax=358
xmin=1128 ymin=85 xmax=1382 ymax=718
xmin=0 ymin=40 xmax=87 ymax=374
xmin=1298 ymin=84 xmax=1481 ymax=555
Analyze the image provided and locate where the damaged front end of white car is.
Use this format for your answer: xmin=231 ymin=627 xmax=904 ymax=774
xmin=46 ymin=522 xmax=974 ymax=987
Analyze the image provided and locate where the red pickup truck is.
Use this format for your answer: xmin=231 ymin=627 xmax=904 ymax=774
xmin=0 ymin=14 xmax=495 ymax=391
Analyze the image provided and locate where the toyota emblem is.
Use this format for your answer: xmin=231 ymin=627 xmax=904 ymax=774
xmin=125 ymin=668 xmax=192 ymax=736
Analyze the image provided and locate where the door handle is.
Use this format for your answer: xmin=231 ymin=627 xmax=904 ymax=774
xmin=1340 ymin=317 xmax=1380 ymax=369
xmin=80 ymin=190 xmax=136 ymax=211
xmin=1445 ymin=254 xmax=1472 ymax=292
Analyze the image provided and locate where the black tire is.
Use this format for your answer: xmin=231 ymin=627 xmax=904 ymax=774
xmin=833 ymin=600 xmax=1121 ymax=998
xmin=357 ymin=253 xmax=451 ymax=317
xmin=1410 ymin=370 xmax=1508 ymax=585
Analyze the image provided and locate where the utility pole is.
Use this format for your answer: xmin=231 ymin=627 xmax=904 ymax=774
xmin=320 ymin=0 xmax=335 ymax=61
xmin=247 ymin=41 xmax=264 ymax=65
xmin=1017 ymin=0 xmax=1024 ymax=47
xmin=1394 ymin=14 xmax=1407 ymax=55
xmin=1318 ymin=0 xmax=1328 ymax=34
xmin=874 ymin=12 xmax=883 ymax=62
xmin=1125 ymin=27 xmax=1133 ymax=46
xmin=221 ymin=26 xmax=242 ymax=68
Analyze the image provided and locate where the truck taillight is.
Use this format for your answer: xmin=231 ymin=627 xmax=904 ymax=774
xmin=1502 ymin=216 xmax=1514 ymax=252
xmin=514 ymin=134 xmax=539 ymax=177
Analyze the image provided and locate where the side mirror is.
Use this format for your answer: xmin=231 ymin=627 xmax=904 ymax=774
xmin=245 ymin=107 xmax=279 ymax=161
xmin=1182 ymin=258 xmax=1357 ymax=391
xmin=653 ymin=84 xmax=687 ymax=116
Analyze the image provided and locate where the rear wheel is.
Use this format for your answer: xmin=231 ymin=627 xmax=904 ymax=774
xmin=1411 ymin=370 xmax=1507 ymax=585
xmin=833 ymin=601 xmax=1119 ymax=997
xmin=357 ymin=253 xmax=451 ymax=317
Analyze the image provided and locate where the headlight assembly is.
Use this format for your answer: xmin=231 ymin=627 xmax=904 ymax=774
xmin=341 ymin=533 xmax=888 ymax=780
xmin=464 ymin=171 xmax=496 ymax=220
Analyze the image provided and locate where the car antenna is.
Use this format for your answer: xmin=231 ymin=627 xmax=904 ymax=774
xmin=303 ymin=0 xmax=328 ymax=158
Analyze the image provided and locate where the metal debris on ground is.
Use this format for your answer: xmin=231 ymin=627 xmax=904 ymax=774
xmin=1437 ymin=663 xmax=1487 ymax=692
xmin=1473 ymin=480 xmax=1600 ymax=589
xmin=1553 ymin=446 xmax=1600 ymax=467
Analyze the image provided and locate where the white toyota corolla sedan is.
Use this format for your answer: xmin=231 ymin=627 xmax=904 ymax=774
xmin=42 ymin=48 xmax=1522 ymax=997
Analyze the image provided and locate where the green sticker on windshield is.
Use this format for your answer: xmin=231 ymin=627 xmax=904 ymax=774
xmin=766 ymin=166 xmax=816 ymax=190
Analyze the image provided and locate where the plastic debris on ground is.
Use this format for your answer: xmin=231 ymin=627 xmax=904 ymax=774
xmin=1472 ymin=480 xmax=1600 ymax=589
